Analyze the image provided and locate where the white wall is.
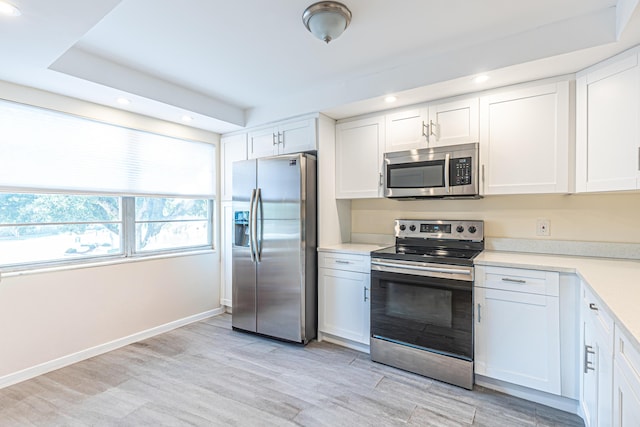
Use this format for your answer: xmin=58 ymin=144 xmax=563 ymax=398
xmin=0 ymin=81 xmax=222 ymax=386
xmin=0 ymin=254 xmax=219 ymax=380
xmin=351 ymin=192 xmax=640 ymax=243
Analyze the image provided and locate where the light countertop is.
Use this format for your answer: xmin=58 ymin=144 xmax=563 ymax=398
xmin=317 ymin=243 xmax=389 ymax=255
xmin=476 ymin=251 xmax=640 ymax=347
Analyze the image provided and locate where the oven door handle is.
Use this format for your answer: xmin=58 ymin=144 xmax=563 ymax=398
xmin=371 ymin=260 xmax=471 ymax=276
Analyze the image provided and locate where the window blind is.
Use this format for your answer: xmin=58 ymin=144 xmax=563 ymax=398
xmin=0 ymin=99 xmax=215 ymax=197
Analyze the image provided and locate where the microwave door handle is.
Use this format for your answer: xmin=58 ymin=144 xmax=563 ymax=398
xmin=444 ymin=153 xmax=450 ymax=193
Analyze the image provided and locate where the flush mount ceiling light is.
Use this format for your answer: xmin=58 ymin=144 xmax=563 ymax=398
xmin=473 ymin=75 xmax=490 ymax=84
xmin=302 ymin=1 xmax=352 ymax=44
xmin=116 ymin=97 xmax=131 ymax=105
xmin=384 ymin=95 xmax=397 ymax=103
xmin=0 ymin=1 xmax=21 ymax=16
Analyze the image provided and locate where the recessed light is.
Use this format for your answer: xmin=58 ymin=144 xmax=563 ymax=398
xmin=0 ymin=1 xmax=21 ymax=16
xmin=384 ymin=95 xmax=397 ymax=103
xmin=116 ymin=97 xmax=131 ymax=106
xmin=181 ymin=115 xmax=193 ymax=122
xmin=473 ymin=75 xmax=490 ymax=84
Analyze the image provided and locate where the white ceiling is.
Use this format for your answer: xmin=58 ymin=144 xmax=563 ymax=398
xmin=1 ymin=0 xmax=640 ymax=134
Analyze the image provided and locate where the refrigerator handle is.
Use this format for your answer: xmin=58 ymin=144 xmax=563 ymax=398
xmin=255 ymin=187 xmax=263 ymax=262
xmin=249 ymin=188 xmax=257 ymax=263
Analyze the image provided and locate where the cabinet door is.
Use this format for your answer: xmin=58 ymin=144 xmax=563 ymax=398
xmin=220 ymin=202 xmax=233 ymax=307
xmin=428 ymin=97 xmax=479 ymax=147
xmin=385 ymin=108 xmax=428 ymax=152
xmin=479 ymin=82 xmax=571 ymax=195
xmin=576 ymin=52 xmax=640 ymax=192
xmin=318 ymin=267 xmax=370 ymax=345
xmin=279 ymin=118 xmax=316 ymax=154
xmin=582 ymin=317 xmax=614 ymax=427
xmin=248 ymin=126 xmax=277 ymax=159
xmin=335 ymin=116 xmax=385 ymax=199
xmin=220 ymin=134 xmax=247 ymax=201
xmin=475 ymin=287 xmax=561 ymax=394
xmin=612 ymin=363 xmax=640 ymax=427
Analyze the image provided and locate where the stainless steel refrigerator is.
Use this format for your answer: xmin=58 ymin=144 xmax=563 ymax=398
xmin=231 ymin=153 xmax=317 ymax=344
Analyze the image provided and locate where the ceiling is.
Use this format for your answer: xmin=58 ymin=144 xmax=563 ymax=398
xmin=1 ymin=0 xmax=640 ymax=134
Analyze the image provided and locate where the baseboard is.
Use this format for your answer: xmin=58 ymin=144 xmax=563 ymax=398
xmin=0 ymin=307 xmax=224 ymax=390
xmin=318 ymin=331 xmax=370 ymax=354
xmin=475 ymin=374 xmax=581 ymax=415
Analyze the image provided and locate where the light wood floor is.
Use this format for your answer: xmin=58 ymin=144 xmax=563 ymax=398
xmin=0 ymin=314 xmax=584 ymax=426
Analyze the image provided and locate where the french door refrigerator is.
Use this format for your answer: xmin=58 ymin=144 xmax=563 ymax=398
xmin=231 ymin=153 xmax=317 ymax=344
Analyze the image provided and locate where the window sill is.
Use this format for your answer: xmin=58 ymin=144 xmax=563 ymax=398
xmin=0 ymin=248 xmax=216 ymax=279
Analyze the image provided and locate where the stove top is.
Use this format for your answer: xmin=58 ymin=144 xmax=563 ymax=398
xmin=372 ymin=245 xmax=482 ymax=266
xmin=371 ymin=219 xmax=485 ymax=266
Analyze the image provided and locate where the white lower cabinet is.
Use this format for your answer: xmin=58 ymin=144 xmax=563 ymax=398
xmin=474 ymin=266 xmax=561 ymax=394
xmin=612 ymin=325 xmax=640 ymax=427
xmin=581 ymin=283 xmax=614 ymax=427
xmin=318 ymin=251 xmax=371 ymax=346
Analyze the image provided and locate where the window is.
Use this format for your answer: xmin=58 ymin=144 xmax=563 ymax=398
xmin=0 ymin=194 xmax=122 ymax=266
xmin=134 ymin=197 xmax=212 ymax=252
xmin=0 ymin=99 xmax=216 ymax=270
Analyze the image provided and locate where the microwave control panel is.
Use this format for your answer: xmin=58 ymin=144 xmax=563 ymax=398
xmin=450 ymin=157 xmax=472 ymax=186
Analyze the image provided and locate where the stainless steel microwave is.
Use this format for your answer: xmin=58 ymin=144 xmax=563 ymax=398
xmin=383 ymin=142 xmax=480 ymax=199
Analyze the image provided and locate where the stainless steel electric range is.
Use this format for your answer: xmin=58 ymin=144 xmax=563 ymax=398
xmin=370 ymin=219 xmax=484 ymax=390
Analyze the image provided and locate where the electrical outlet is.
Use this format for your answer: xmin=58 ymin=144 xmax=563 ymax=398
xmin=536 ymin=219 xmax=550 ymax=236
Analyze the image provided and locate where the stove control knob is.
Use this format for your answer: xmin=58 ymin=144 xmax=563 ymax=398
xmin=468 ymin=226 xmax=477 ymax=234
xmin=409 ymin=225 xmax=416 ymax=232
xmin=399 ymin=224 xmax=406 ymax=231
xmin=456 ymin=225 xmax=464 ymax=233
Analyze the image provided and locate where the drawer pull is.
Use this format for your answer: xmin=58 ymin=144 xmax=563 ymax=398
xmin=363 ymin=286 xmax=369 ymax=302
xmin=501 ymin=278 xmax=526 ymax=284
xmin=589 ymin=303 xmax=598 ymax=311
xmin=334 ymin=260 xmax=352 ymax=264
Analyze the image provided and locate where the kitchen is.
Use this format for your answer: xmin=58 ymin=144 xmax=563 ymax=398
xmin=1 ymin=0 xmax=640 ymax=425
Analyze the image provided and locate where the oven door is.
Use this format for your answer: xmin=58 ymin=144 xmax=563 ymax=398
xmin=370 ymin=265 xmax=473 ymax=361
xmin=384 ymin=157 xmax=448 ymax=198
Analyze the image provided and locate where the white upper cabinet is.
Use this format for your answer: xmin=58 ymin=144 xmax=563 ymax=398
xmin=428 ymin=97 xmax=479 ymax=147
xmin=335 ymin=116 xmax=385 ymax=199
xmin=220 ymin=133 xmax=248 ymax=201
xmin=248 ymin=117 xmax=316 ymax=159
xmin=384 ymin=97 xmax=479 ymax=153
xmin=385 ymin=108 xmax=428 ymax=152
xmin=480 ymin=81 xmax=573 ymax=195
xmin=576 ymin=49 xmax=640 ymax=193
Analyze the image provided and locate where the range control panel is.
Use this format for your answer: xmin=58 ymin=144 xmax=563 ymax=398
xmin=394 ymin=219 xmax=484 ymax=241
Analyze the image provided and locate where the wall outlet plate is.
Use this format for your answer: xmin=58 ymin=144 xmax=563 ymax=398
xmin=536 ymin=219 xmax=550 ymax=236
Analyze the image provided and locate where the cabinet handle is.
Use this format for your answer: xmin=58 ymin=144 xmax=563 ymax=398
xmin=430 ymin=120 xmax=436 ymax=137
xmin=481 ymin=164 xmax=485 ymax=185
xmin=364 ymin=286 xmax=369 ymax=302
xmin=379 ymin=172 xmax=384 ymax=186
xmin=637 ymin=147 xmax=639 ymax=171
xmin=272 ymin=133 xmax=278 ymax=146
xmin=477 ymin=303 xmax=481 ymax=323
xmin=584 ymin=345 xmax=596 ymax=373
xmin=589 ymin=303 xmax=598 ymax=311
xmin=278 ymin=132 xmax=283 ymax=146
xmin=334 ymin=260 xmax=351 ymax=264
xmin=421 ymin=121 xmax=429 ymax=141
xmin=501 ymin=278 xmax=527 ymax=284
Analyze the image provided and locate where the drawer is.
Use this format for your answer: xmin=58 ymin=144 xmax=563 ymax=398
xmin=614 ymin=324 xmax=640 ymax=394
xmin=318 ymin=251 xmax=371 ymax=273
xmin=476 ymin=266 xmax=559 ymax=296
xmin=582 ymin=283 xmax=614 ymax=337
